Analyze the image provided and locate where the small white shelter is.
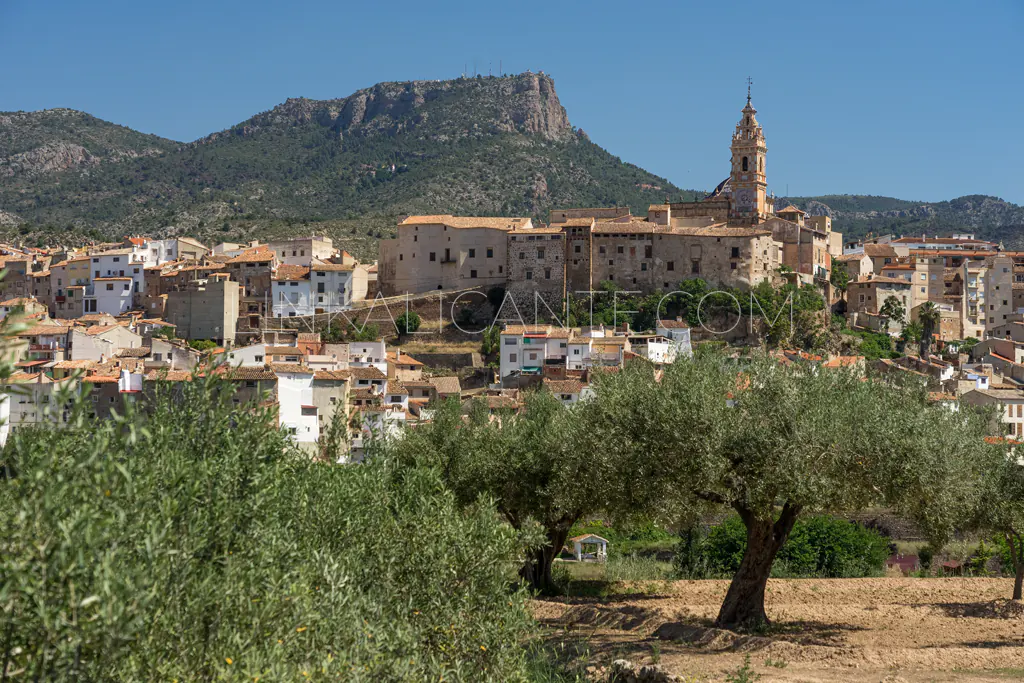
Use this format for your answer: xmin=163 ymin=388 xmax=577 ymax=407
xmin=570 ymin=534 xmax=608 ymax=562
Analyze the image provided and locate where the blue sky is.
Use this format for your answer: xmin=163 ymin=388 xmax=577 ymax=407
xmin=2 ymin=0 xmax=1022 ymax=203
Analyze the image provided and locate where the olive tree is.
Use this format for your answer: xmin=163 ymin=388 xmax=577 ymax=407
xmin=387 ymin=392 xmax=628 ymax=594
xmin=586 ymin=352 xmax=991 ymax=629
xmin=968 ymin=442 xmax=1024 ymax=599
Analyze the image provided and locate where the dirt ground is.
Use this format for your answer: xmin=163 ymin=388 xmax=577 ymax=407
xmin=532 ymin=578 xmax=1024 ymax=682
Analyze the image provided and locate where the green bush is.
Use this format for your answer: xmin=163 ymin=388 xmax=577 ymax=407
xmin=0 ymin=375 xmax=535 ymax=681
xmin=681 ymin=515 xmax=889 ymax=579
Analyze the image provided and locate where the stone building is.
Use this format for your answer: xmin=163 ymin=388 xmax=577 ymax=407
xmin=379 ymin=215 xmax=532 ymax=295
xmin=165 ymin=275 xmax=240 ymax=344
xmin=505 ymin=226 xmax=567 ymax=314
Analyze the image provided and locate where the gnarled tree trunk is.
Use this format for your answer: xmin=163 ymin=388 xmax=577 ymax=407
xmin=519 ymin=519 xmax=574 ymax=595
xmin=715 ymin=502 xmax=801 ymax=630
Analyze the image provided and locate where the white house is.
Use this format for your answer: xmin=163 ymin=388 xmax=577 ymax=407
xmin=70 ymin=326 xmax=144 ymax=362
xmin=272 ymin=266 xmax=313 ymax=318
xmin=349 ymin=341 xmax=388 ymax=374
xmin=84 ymin=277 xmax=133 ymax=316
xmin=499 ymin=325 xmax=571 ymax=379
xmin=223 ymin=343 xmax=267 ymax=367
xmin=656 ymin=318 xmax=693 ymax=357
xmin=309 ymin=261 xmax=355 ymax=312
xmin=88 ymin=248 xmax=146 ymax=297
xmin=274 ymin=366 xmax=318 ymax=452
xmin=543 ymin=378 xmax=586 ymax=406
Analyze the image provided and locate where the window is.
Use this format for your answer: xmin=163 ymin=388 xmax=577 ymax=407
xmin=667 ymin=261 xmax=674 ymax=271
xmin=509 ymin=353 xmax=517 ymax=363
xmin=429 ymin=252 xmax=436 ymax=262
xmin=731 ymin=247 xmax=740 ymax=258
xmin=691 ymin=261 xmax=700 ymax=274
xmin=537 ymin=248 xmax=545 ymax=259
xmin=106 ymin=283 xmax=114 ymax=291
xmin=545 ymin=268 xmax=551 ymax=279
xmin=470 ymin=269 xmax=478 ymax=279
xmin=573 ymin=348 xmax=580 ymax=355
xmin=617 ymin=246 xmax=624 ymax=254
xmin=254 ymin=355 xmax=263 ymax=363
xmin=498 ymin=265 xmax=503 ymax=274
xmin=742 ymin=156 xmax=748 ymax=171
xmin=574 ymin=245 xmax=581 ymax=254
xmin=599 ymin=246 xmax=606 ymax=254
xmin=504 ymin=338 xmax=517 ymax=345
xmin=641 ymin=263 xmax=647 ymax=271
xmin=399 ymin=254 xmax=403 ymax=261
xmin=609 ymin=260 xmax=614 ymax=266
xmin=645 ymin=245 xmax=652 ymax=259
xmin=730 ymin=262 xmax=737 ymax=270
xmin=525 ymin=270 xmax=533 ymax=280
xmin=859 ymin=294 xmax=866 ymax=303
xmin=468 ymin=248 xmax=476 ymax=258
xmin=245 ymin=380 xmax=257 ymax=388
xmin=153 ymin=353 xmax=162 ymax=361
xmin=519 ymin=252 xmax=525 ymax=260
xmin=317 ymin=282 xmax=325 ymax=293
xmin=413 ymin=235 xmax=417 ymax=242
xmin=113 ymin=257 xmax=120 ymax=263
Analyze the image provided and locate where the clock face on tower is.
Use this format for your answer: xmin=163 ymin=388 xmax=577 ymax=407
xmin=735 ymin=189 xmax=754 ymax=212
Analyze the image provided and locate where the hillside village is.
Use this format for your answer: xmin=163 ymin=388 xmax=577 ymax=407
xmin=4 ymin=91 xmax=1024 ymax=455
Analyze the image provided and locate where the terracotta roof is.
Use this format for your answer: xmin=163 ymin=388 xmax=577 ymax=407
xmin=313 ymin=369 xmax=351 ymax=381
xmin=114 ymin=347 xmax=151 ymax=358
xmin=399 ymin=215 xmax=530 ymax=230
xmin=0 ymin=297 xmax=40 ymax=307
xmin=501 ymin=325 xmax=572 ymax=338
xmin=835 ymin=253 xmax=868 ymax=262
xmin=310 ymin=260 xmax=355 ymax=272
xmin=776 ymin=205 xmax=806 ymax=215
xmin=214 ymin=366 xmax=277 ymax=381
xmin=296 ymin=332 xmax=320 ymax=342
xmin=81 ymin=375 xmax=119 ymax=384
xmin=927 ymin=392 xmax=958 ymax=402
xmin=863 ymin=244 xmax=899 ymax=258
xmin=270 ymin=363 xmax=314 ymax=374
xmin=274 ymin=265 xmax=310 ymax=281
xmin=544 ymin=378 xmax=585 ymax=394
xmin=558 ymin=218 xmax=596 ymax=227
xmin=669 ymin=225 xmax=772 ymax=238
xmin=509 ymin=226 xmax=564 ymax=235
xmin=52 ymin=359 xmax=96 ymax=369
xmin=851 ymin=276 xmax=912 ymax=286
xmin=349 ymin=366 xmax=387 ymax=380
xmin=592 ymin=220 xmax=660 ymax=235
xmin=15 ymin=325 xmax=70 ymax=336
xmin=427 ymin=376 xmax=461 ymax=395
xmin=822 ymin=356 xmax=865 ymax=368
xmin=657 ymin=319 xmax=689 ymax=329
xmin=265 ymin=346 xmax=306 ymax=356
xmin=386 ymin=350 xmax=424 ymax=366
xmin=145 ymin=370 xmax=194 ymax=382
xmin=227 ymin=248 xmax=274 ymax=264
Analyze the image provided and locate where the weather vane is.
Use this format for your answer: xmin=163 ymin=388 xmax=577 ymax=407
xmin=746 ymin=77 xmax=753 ymax=104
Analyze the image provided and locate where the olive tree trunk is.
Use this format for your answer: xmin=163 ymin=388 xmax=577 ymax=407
xmin=1006 ymin=532 xmax=1024 ymax=601
xmin=715 ymin=503 xmax=801 ymax=630
xmin=519 ymin=520 xmax=574 ymax=595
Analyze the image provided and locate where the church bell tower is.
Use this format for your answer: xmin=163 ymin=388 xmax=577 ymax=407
xmin=729 ymin=80 xmax=769 ymax=224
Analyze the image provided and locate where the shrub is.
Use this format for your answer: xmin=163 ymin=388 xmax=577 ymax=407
xmin=684 ymin=515 xmax=889 ymax=579
xmin=395 ymin=311 xmax=421 ymax=336
xmin=0 ymin=375 xmax=535 ymax=680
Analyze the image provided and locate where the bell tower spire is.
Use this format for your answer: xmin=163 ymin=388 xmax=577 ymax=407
xmin=730 ymin=80 xmax=768 ymax=225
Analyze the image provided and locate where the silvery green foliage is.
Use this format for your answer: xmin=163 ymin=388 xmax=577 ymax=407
xmin=0 ymin=374 xmax=534 ymax=681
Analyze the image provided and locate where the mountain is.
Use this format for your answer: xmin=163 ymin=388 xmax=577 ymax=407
xmin=777 ymin=194 xmax=1024 ymax=248
xmin=0 ymin=73 xmax=694 ymax=258
xmin=2 ymin=74 xmax=1020 ymax=258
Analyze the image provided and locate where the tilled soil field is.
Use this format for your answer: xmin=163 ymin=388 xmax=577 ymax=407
xmin=532 ymin=578 xmax=1024 ymax=682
